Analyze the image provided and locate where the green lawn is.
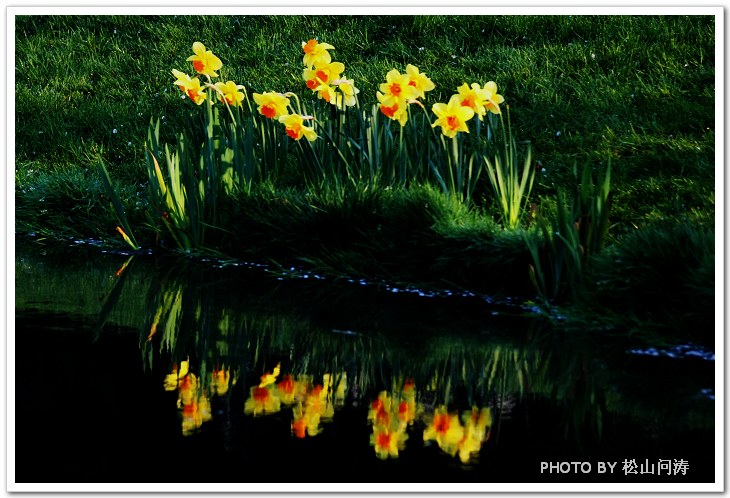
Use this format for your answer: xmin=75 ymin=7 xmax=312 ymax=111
xmin=15 ymin=14 xmax=714 ymax=229
xmin=13 ymin=14 xmax=717 ymax=339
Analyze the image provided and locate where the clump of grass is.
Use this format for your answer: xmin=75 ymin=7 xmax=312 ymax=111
xmin=15 ymin=165 xmax=145 ymax=242
xmin=576 ymin=222 xmax=715 ymax=343
xmin=208 ymin=184 xmax=532 ymax=294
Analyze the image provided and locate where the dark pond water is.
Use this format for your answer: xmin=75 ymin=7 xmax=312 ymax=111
xmin=13 ymin=239 xmax=718 ymax=491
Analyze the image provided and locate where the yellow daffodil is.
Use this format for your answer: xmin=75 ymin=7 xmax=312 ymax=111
xmin=483 ymin=81 xmax=505 ymax=115
xmin=379 ymin=68 xmax=419 ymax=105
xmin=333 ymin=78 xmax=359 ymax=107
xmin=370 ymin=426 xmax=408 ymax=460
xmin=456 ymin=82 xmax=492 ymax=120
xmin=172 ymin=69 xmax=207 ymax=105
xmin=186 ymin=41 xmax=223 ymax=77
xmin=303 ymin=61 xmax=345 ymax=89
xmin=214 ymin=80 xmax=245 ymax=107
xmin=431 ymin=94 xmax=475 ymax=138
xmin=406 ymin=64 xmax=435 ymax=99
xmin=279 ymin=114 xmax=318 ymax=142
xmin=253 ymin=92 xmax=290 ymax=120
xmin=302 ymin=39 xmax=335 ymax=68
xmin=313 ymin=83 xmax=337 ymax=104
xmin=377 ymin=91 xmax=409 ymax=127
xmin=423 ymin=406 xmax=465 ymax=457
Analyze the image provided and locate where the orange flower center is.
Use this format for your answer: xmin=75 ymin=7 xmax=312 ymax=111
xmin=461 ymin=96 xmax=476 ymax=109
xmin=316 ymin=70 xmax=328 ymax=82
xmin=253 ymin=387 xmax=270 ymax=402
xmin=434 ymin=414 xmax=450 ymax=434
xmin=389 ymin=83 xmax=402 ymax=96
xmin=306 ymin=79 xmax=318 ymax=90
xmin=261 ymin=104 xmax=277 ymax=119
xmin=409 ymin=80 xmax=417 ymax=87
xmin=292 ymin=418 xmax=307 ymax=438
xmin=380 ymin=103 xmax=399 ymax=118
xmin=377 ymin=432 xmax=392 ymax=449
xmin=286 ymin=124 xmax=302 ymax=140
xmin=303 ymin=39 xmax=318 ymax=54
xmin=187 ymin=89 xmax=199 ymax=101
xmin=193 ymin=60 xmax=205 ymax=72
xmin=318 ymin=88 xmax=332 ymax=103
xmin=398 ymin=401 xmax=408 ymax=416
xmin=446 ymin=116 xmax=460 ymax=131
xmin=278 ymin=375 xmax=295 ymax=394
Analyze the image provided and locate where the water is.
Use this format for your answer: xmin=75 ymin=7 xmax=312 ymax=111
xmin=13 ymin=239 xmax=717 ymax=490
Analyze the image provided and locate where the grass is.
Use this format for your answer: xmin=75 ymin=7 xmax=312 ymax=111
xmin=13 ymin=14 xmax=716 ymax=337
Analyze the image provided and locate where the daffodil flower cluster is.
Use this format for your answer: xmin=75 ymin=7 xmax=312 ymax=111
xmin=423 ymin=405 xmax=492 ymax=463
xmin=377 ymin=65 xmax=436 ymax=127
xmin=172 ymin=42 xmax=244 ymax=108
xmin=367 ymin=379 xmax=419 ymax=460
xmin=301 ymin=39 xmax=360 ymax=108
xmin=162 ymin=358 xmax=491 ymax=463
xmin=242 ymin=364 xmax=347 ymax=439
xmin=172 ymin=42 xmax=318 ymax=143
xmin=431 ymin=81 xmax=504 ymax=138
xmin=163 ymin=360 xmax=222 ymax=436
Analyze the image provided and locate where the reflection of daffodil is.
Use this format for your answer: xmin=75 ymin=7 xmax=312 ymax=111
xmin=277 ymin=374 xmax=298 ymax=405
xmin=259 ymin=362 xmax=281 ymax=387
xmin=368 ymin=391 xmax=392 ymax=427
xmin=181 ymin=395 xmax=212 ymax=436
xmin=457 ymin=407 xmax=492 ymax=463
xmin=432 ymin=95 xmax=475 ymax=138
xmin=244 ymin=386 xmax=282 ymax=416
xmin=211 ymin=368 xmax=231 ymax=396
xmin=370 ymin=426 xmax=408 ymax=460
xmin=186 ymin=41 xmax=223 ymax=77
xmin=423 ymin=406 xmax=465 ymax=457
xmin=164 ymin=360 xmax=190 ymax=391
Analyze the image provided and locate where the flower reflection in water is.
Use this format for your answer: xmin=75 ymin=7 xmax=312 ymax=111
xmin=423 ymin=405 xmax=492 ymax=463
xmin=164 ymin=360 xmax=211 ymax=435
xmin=163 ymin=359 xmax=491 ymax=462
